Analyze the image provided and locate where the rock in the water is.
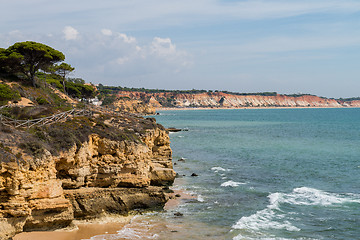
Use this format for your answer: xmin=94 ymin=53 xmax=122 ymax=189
xmin=174 ymin=212 xmax=183 ymax=217
xmin=167 ymin=128 xmax=182 ymax=132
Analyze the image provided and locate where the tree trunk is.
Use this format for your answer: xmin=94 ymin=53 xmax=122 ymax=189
xmin=29 ymin=65 xmax=36 ymax=87
xmin=30 ymin=73 xmax=36 ymax=87
xmin=62 ymin=77 xmax=66 ymax=94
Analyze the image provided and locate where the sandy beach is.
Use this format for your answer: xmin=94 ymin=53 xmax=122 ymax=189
xmin=13 ymin=216 xmax=133 ymax=240
xmin=13 ymin=188 xmax=196 ymax=240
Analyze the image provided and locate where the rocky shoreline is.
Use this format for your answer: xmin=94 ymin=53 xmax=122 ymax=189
xmin=0 ymin=111 xmax=176 ymax=240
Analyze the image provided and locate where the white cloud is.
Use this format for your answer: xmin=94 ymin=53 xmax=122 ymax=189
xmin=117 ymin=33 xmax=136 ymax=44
xmin=147 ymin=37 xmax=192 ymax=71
xmin=103 ymin=36 xmax=191 ymax=72
xmin=63 ymin=26 xmax=79 ymax=40
xmin=10 ymin=29 xmax=192 ymax=84
xmin=150 ymin=37 xmax=177 ymax=57
xmin=101 ymin=29 xmax=112 ymax=36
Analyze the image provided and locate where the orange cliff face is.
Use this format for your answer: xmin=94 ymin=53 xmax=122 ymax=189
xmin=341 ymin=100 xmax=360 ymax=107
xmin=116 ymin=91 xmax=347 ymax=108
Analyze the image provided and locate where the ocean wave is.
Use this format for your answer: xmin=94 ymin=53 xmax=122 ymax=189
xmin=116 ymin=227 xmax=159 ymax=239
xmin=87 ymin=220 xmax=160 ymax=240
xmin=232 ymin=186 xmax=360 ymax=237
xmin=232 ymin=206 xmax=300 ymax=233
xmin=270 ymin=187 xmax=360 ymax=208
xmin=88 ymin=228 xmax=159 ymax=240
xmin=211 ymin=166 xmax=230 ymax=172
xmin=233 ymin=236 xmax=315 ymax=240
xmin=211 ymin=166 xmax=227 ymax=172
xmin=233 ymin=236 xmax=303 ymax=240
xmin=197 ymin=194 xmax=205 ymax=202
xmin=221 ymin=180 xmax=246 ymax=187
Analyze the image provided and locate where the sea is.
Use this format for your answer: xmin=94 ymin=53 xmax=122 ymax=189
xmin=87 ymin=108 xmax=360 ymax=240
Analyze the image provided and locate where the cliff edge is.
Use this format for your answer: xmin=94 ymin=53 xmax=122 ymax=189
xmin=113 ymin=91 xmax=360 ymax=108
xmin=0 ymin=108 xmax=175 ymax=239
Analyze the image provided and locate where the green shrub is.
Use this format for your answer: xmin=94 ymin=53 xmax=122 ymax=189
xmin=66 ymin=81 xmax=95 ymax=99
xmin=46 ymin=78 xmax=63 ymax=89
xmin=36 ymin=97 xmax=49 ymax=105
xmin=0 ymin=83 xmax=20 ymax=104
xmin=102 ymin=95 xmax=116 ymax=106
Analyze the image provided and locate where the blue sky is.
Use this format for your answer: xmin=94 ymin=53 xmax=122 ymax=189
xmin=1 ymin=0 xmax=360 ymax=98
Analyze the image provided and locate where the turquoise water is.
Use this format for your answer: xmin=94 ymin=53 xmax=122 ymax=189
xmin=152 ymin=108 xmax=360 ymax=240
xmin=87 ymin=108 xmax=360 ymax=240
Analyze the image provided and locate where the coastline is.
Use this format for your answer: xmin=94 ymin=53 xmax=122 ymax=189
xmin=13 ymin=188 xmax=195 ymax=240
xmin=156 ymin=106 xmax=357 ymax=111
xmin=13 ymin=216 xmax=133 ymax=240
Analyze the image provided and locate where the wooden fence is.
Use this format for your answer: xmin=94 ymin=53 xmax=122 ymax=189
xmin=0 ymin=108 xmax=92 ymax=129
xmin=0 ymin=102 xmax=143 ymax=129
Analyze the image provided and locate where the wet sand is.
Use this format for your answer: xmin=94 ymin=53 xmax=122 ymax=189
xmin=164 ymin=189 xmax=197 ymax=211
xmin=13 ymin=216 xmax=133 ymax=240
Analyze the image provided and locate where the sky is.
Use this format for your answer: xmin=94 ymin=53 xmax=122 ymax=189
xmin=1 ymin=0 xmax=360 ymax=98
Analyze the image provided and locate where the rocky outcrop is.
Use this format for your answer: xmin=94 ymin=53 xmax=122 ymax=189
xmin=55 ymin=127 xmax=175 ymax=189
xmin=112 ymin=98 xmax=156 ymax=114
xmin=0 ymin=114 xmax=175 ymax=239
xmin=65 ymin=186 xmax=168 ymax=219
xmin=0 ymin=155 xmax=73 ymax=239
xmin=116 ymin=91 xmax=352 ymax=108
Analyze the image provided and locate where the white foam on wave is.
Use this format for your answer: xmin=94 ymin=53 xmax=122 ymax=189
xmin=88 ymin=227 xmax=159 ymax=240
xmin=233 ymin=235 xmax=298 ymax=240
xmin=197 ymin=194 xmax=205 ymax=202
xmin=232 ymin=186 xmax=360 ymax=238
xmin=211 ymin=166 xmax=230 ymax=172
xmin=87 ymin=215 xmax=160 ymax=240
xmin=116 ymin=227 xmax=159 ymax=239
xmin=232 ymin=207 xmax=300 ymax=233
xmin=233 ymin=236 xmax=298 ymax=240
xmin=221 ymin=180 xmax=246 ymax=187
xmin=271 ymin=187 xmax=360 ymax=208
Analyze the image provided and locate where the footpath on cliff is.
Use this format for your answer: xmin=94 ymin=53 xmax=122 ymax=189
xmin=0 ymin=77 xmax=177 ymax=240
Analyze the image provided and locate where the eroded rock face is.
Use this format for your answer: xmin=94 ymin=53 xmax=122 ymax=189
xmin=0 ymin=123 xmax=175 ymax=239
xmin=116 ymin=91 xmax=349 ymax=108
xmin=64 ymin=186 xmax=168 ymax=219
xmin=55 ymin=127 xmax=175 ymax=189
xmin=0 ymin=154 xmax=73 ymax=239
xmin=112 ymin=98 xmax=156 ymax=115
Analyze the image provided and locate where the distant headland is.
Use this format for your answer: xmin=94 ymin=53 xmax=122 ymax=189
xmin=97 ymin=85 xmax=360 ymax=112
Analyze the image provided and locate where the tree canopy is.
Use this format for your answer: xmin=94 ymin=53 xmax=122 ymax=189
xmin=0 ymin=41 xmax=65 ymax=86
xmin=52 ymin=63 xmax=75 ymax=94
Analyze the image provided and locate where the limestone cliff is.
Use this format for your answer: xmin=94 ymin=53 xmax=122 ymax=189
xmin=116 ymin=91 xmax=354 ymax=108
xmin=112 ymin=97 xmax=156 ymax=115
xmin=0 ymin=112 xmax=175 ymax=239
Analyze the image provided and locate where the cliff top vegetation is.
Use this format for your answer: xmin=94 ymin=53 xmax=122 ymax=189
xmin=0 ymin=41 xmax=165 ymax=171
xmin=0 ymin=41 xmax=96 ymax=109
